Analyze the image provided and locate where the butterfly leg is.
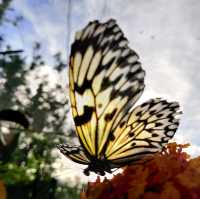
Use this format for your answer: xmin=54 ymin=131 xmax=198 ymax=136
xmin=84 ymin=167 xmax=90 ymax=176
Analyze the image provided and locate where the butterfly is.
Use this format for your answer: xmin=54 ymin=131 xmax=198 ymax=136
xmin=57 ymin=19 xmax=182 ymax=176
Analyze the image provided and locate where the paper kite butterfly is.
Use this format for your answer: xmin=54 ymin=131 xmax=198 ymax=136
xmin=57 ymin=19 xmax=182 ymax=176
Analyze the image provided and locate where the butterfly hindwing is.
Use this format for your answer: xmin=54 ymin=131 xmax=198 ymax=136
xmin=57 ymin=144 xmax=90 ymax=165
xmin=105 ymin=98 xmax=181 ymax=166
xmin=69 ymin=19 xmax=145 ymax=157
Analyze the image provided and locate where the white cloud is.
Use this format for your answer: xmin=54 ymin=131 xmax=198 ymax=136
xmin=19 ymin=1 xmax=200 ymax=137
xmin=185 ymin=144 xmax=200 ymax=158
xmin=174 ymin=134 xmax=200 ymax=158
xmin=105 ymin=0 xmax=200 ymax=145
xmin=6 ymin=0 xmax=200 ymax=182
xmin=12 ymin=0 xmax=68 ymax=60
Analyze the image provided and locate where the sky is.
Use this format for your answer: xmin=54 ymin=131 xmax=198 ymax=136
xmin=2 ymin=0 xmax=200 ymax=182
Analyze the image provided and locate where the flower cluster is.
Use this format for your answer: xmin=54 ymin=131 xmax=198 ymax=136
xmin=80 ymin=143 xmax=200 ymax=199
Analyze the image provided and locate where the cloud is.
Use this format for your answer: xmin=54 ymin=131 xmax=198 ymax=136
xmin=103 ymin=0 xmax=200 ymax=145
xmin=186 ymin=144 xmax=200 ymax=158
xmin=11 ymin=0 xmax=69 ymax=61
xmin=10 ymin=0 xmax=200 ymax=145
xmin=5 ymin=0 xmax=200 ymax=182
xmin=175 ymin=134 xmax=200 ymax=157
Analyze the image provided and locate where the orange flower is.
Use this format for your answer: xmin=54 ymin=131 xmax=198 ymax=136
xmin=81 ymin=143 xmax=200 ymax=199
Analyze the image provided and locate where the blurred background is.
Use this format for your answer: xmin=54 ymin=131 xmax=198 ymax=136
xmin=0 ymin=0 xmax=199 ymax=198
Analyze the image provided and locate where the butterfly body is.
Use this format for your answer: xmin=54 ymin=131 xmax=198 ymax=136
xmin=57 ymin=143 xmax=113 ymax=176
xmin=83 ymin=157 xmax=112 ymax=176
xmin=57 ymin=19 xmax=182 ymax=176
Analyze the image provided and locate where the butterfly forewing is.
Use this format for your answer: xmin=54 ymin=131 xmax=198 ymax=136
xmin=105 ymin=98 xmax=181 ymax=165
xmin=69 ymin=19 xmax=145 ymax=157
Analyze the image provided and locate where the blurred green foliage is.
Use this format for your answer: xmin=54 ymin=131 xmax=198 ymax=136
xmin=0 ymin=1 xmax=81 ymax=199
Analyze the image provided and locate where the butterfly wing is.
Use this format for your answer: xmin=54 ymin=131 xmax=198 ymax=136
xmin=105 ymin=98 xmax=182 ymax=166
xmin=69 ymin=19 xmax=145 ymax=157
xmin=57 ymin=144 xmax=90 ymax=165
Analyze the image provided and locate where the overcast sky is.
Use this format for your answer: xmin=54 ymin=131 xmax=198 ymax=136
xmin=2 ymin=0 xmax=200 ymax=182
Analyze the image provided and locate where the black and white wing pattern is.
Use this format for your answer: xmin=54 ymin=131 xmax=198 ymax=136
xmin=105 ymin=98 xmax=181 ymax=166
xmin=57 ymin=144 xmax=90 ymax=165
xmin=68 ymin=19 xmax=145 ymax=157
xmin=58 ymin=19 xmax=182 ymax=174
